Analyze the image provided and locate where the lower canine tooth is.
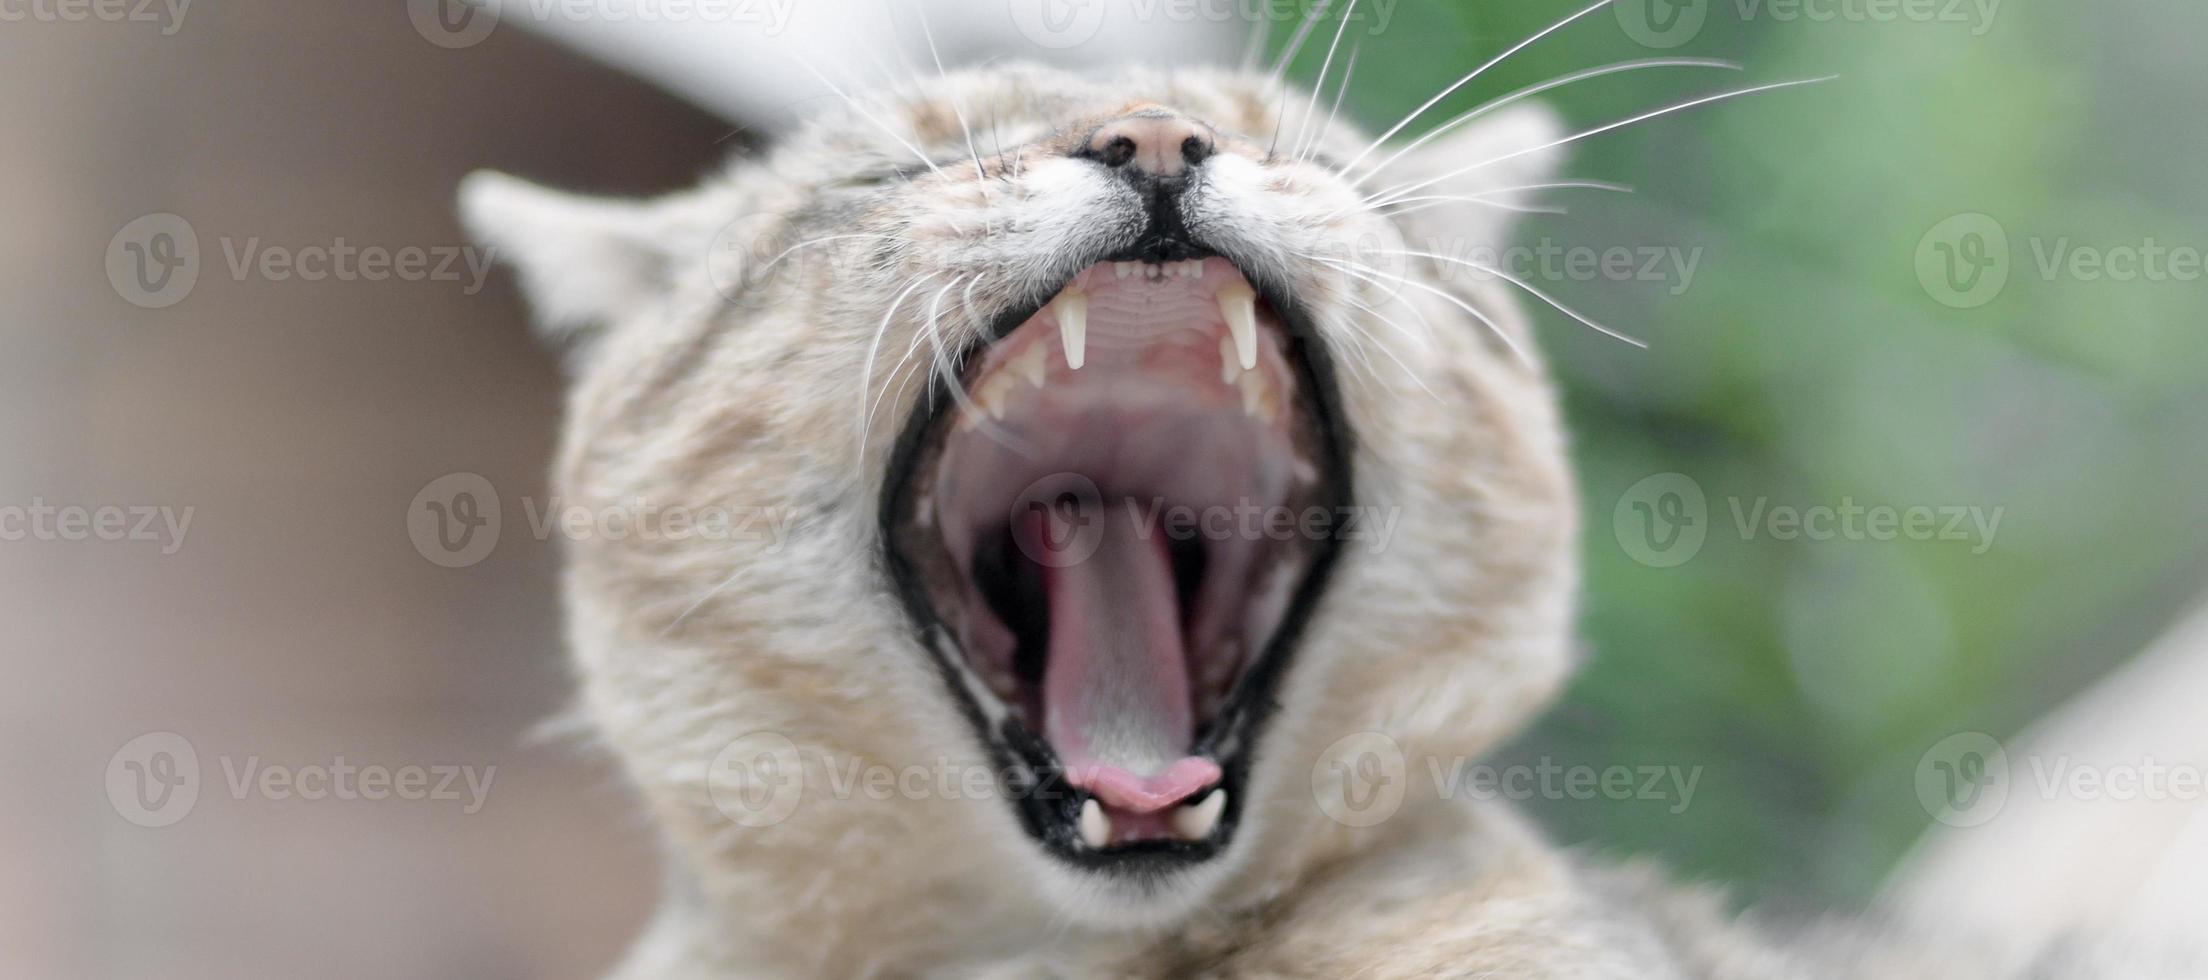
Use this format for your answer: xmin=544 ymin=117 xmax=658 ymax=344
xmin=1079 ymin=799 xmax=1111 ymax=848
xmin=1219 ymin=282 xmax=1258 ymax=371
xmin=1171 ymin=789 xmax=1226 ymax=841
xmin=1054 ymin=291 xmax=1087 ymax=370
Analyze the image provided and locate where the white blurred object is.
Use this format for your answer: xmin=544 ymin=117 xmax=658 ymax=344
xmin=1887 ymin=598 xmax=2208 ymax=939
xmin=472 ymin=0 xmax=1245 ymax=127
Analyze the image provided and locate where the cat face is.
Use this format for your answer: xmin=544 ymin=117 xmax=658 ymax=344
xmin=464 ymin=63 xmax=1579 ymax=953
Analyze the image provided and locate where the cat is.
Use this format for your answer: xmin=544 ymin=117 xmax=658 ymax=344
xmin=459 ymin=61 xmax=2200 ymax=978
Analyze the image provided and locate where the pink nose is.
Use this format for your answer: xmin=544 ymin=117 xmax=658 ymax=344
xmin=1086 ymin=111 xmax=1215 ymax=179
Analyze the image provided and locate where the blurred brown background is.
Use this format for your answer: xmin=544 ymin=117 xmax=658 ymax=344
xmin=0 ymin=5 xmax=735 ymax=977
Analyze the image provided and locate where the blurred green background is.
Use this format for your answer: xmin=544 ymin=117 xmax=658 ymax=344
xmin=1279 ymin=0 xmax=2208 ymax=906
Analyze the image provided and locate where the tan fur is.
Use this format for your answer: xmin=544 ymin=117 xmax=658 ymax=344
xmin=460 ymin=65 xmax=2201 ymax=979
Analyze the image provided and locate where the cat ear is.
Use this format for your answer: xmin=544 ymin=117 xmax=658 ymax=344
xmin=1384 ymin=102 xmax=1568 ymax=250
xmin=458 ymin=170 xmax=675 ymax=344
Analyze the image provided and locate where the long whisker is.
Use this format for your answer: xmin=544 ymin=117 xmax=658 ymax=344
xmin=1311 ymin=254 xmax=1534 ymax=367
xmin=1299 ymin=37 xmax=1362 ymax=164
xmin=1290 ymin=0 xmax=1358 ymax=163
xmin=1336 ymin=0 xmax=1618 ymax=176
xmin=1362 ymin=76 xmax=1838 ymax=210
xmin=793 ymin=54 xmax=947 ymax=181
xmin=1238 ymin=10 xmax=1273 ymax=71
xmin=1267 ymin=0 xmax=1336 ymax=158
xmin=754 ymin=234 xmax=897 ymax=277
xmin=856 ymin=271 xmax=944 ymax=472
xmin=1383 ymin=248 xmax=1647 ymax=348
xmin=1377 ymin=181 xmax=1633 ymax=219
xmin=1267 ymin=0 xmax=1337 ymax=82
xmin=916 ymin=4 xmax=992 ymax=192
xmin=1384 ymin=195 xmax=1570 ymax=218
xmin=1347 ymin=58 xmax=1741 ymax=187
xmin=1340 ymin=296 xmax=1446 ymax=402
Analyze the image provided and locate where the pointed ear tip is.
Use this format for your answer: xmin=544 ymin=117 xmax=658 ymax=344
xmin=456 ymin=169 xmax=550 ymax=241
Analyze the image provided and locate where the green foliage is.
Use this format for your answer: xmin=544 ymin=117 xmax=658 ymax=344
xmin=1278 ymin=0 xmax=2208 ymax=905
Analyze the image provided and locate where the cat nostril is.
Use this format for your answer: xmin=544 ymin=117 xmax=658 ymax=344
xmin=1098 ymin=136 xmax=1138 ymax=170
xmin=1180 ymin=135 xmax=1212 ymax=168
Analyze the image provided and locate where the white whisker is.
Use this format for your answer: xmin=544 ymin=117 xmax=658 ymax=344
xmin=916 ymin=4 xmax=993 ymax=197
xmin=1311 ymin=253 xmax=1534 ymax=367
xmin=1299 ymin=37 xmax=1362 ymax=165
xmin=1290 ymin=0 xmax=1358 ymax=163
xmin=1267 ymin=0 xmax=1336 ymax=157
xmin=1363 ymin=76 xmax=1838 ymax=210
xmin=1336 ymin=0 xmax=1618 ymax=176
xmin=794 ymin=54 xmax=948 ymax=181
xmin=856 ymin=271 xmax=944 ymax=473
xmin=1347 ymin=58 xmax=1740 ymax=188
xmin=1384 ymin=248 xmax=1647 ymax=348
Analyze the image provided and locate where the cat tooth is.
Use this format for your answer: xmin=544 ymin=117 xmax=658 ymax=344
xmin=1054 ymin=291 xmax=1087 ymax=370
xmin=1016 ymin=342 xmax=1048 ymax=387
xmin=1171 ymin=789 xmax=1226 ymax=841
xmin=1114 ymin=262 xmax=1134 ymax=279
xmin=1240 ymin=370 xmax=1265 ymax=418
xmin=1219 ymin=281 xmax=1258 ymax=371
xmin=1219 ymin=334 xmax=1242 ymax=384
xmin=1079 ymin=799 xmax=1111 ymax=849
xmin=1183 ymin=260 xmax=1204 ymax=279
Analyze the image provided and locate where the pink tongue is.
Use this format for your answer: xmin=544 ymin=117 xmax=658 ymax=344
xmin=1038 ymin=500 xmax=1221 ymax=815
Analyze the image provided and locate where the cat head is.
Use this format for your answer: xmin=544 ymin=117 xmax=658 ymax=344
xmin=462 ymin=63 xmax=1578 ymax=966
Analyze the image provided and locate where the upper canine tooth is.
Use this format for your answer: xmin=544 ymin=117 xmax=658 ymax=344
xmin=1218 ymin=282 xmax=1258 ymax=371
xmin=1079 ymin=799 xmax=1112 ymax=849
xmin=1171 ymin=789 xmax=1226 ymax=841
xmin=1054 ymin=290 xmax=1087 ymax=370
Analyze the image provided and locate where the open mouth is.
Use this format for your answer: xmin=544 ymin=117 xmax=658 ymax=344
xmin=881 ymin=255 xmax=1351 ymax=870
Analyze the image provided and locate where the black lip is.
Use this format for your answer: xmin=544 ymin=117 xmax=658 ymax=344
xmin=876 ymin=250 xmax=1355 ymax=874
